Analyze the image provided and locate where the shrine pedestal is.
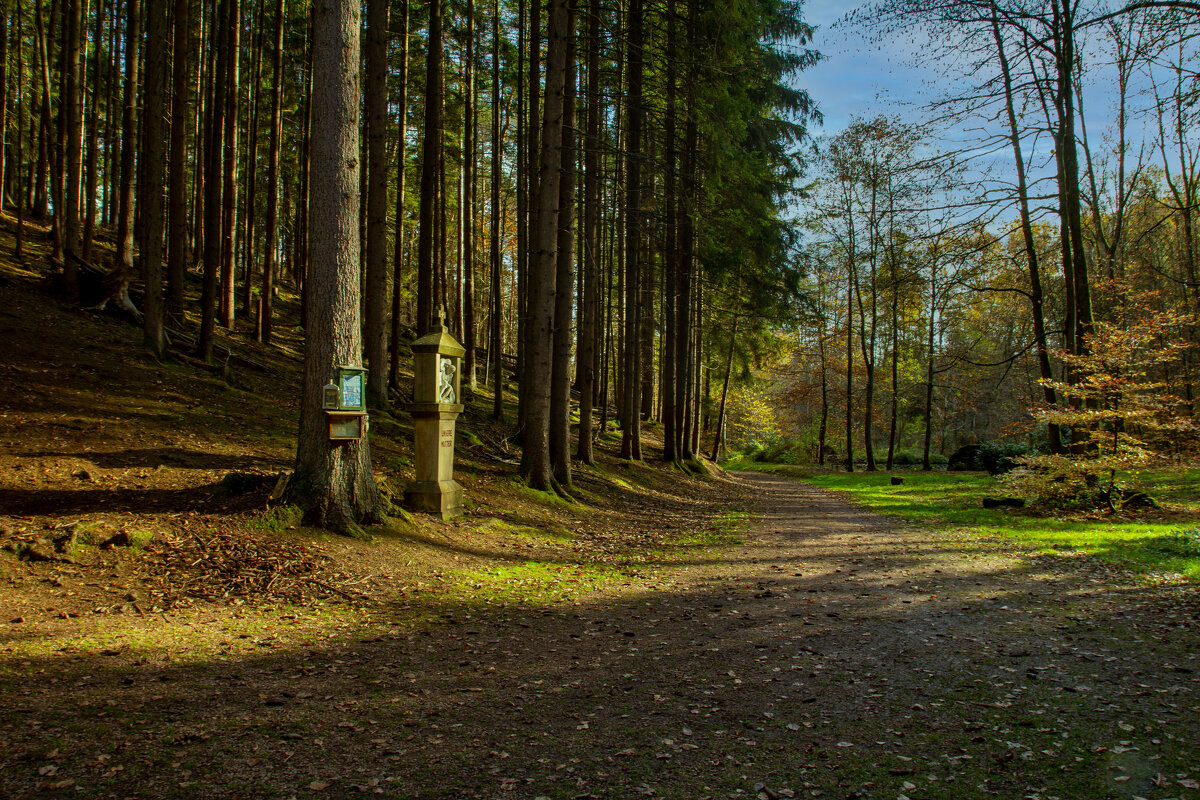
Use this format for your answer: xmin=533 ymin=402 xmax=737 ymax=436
xmin=404 ymin=312 xmax=467 ymax=521
xmin=404 ymin=403 xmax=464 ymax=520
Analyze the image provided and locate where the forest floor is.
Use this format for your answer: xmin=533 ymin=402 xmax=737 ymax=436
xmin=1 ymin=217 xmax=1199 ymax=799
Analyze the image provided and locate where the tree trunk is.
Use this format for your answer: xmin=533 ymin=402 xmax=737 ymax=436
xmin=219 ymin=0 xmax=240 ymax=330
xmin=167 ymin=0 xmax=192 ymax=318
xmin=139 ymin=0 xmax=168 ymax=356
xmin=548 ymin=2 xmax=576 ymax=487
xmin=62 ymin=0 xmax=82 ymax=265
xmin=364 ymin=0 xmax=389 ymax=405
xmin=489 ymin=0 xmax=504 ymax=420
xmin=0 ymin=0 xmax=8 ymax=212
xmin=292 ymin=0 xmax=382 ymax=535
xmin=32 ymin=0 xmax=50 ymax=221
xmin=14 ymin=0 xmax=26 ymax=259
xmin=80 ymin=0 xmax=104 ymax=262
xmin=260 ymin=0 xmax=284 ymax=343
xmin=710 ymin=317 xmax=738 ymax=461
xmin=922 ymin=241 xmax=938 ymax=471
xmin=817 ymin=330 xmax=829 ymax=466
xmin=521 ymin=0 xmax=568 ymax=491
xmin=114 ymin=0 xmax=138 ymax=297
xmin=575 ymin=0 xmax=599 ymax=461
xmin=517 ymin=0 xmax=543 ymax=437
xmin=661 ymin=7 xmax=679 ymax=461
xmin=241 ymin=2 xmax=263 ymax=320
xmin=200 ymin=0 xmax=228 ymax=361
xmin=416 ymin=0 xmax=442 ymax=335
xmin=296 ymin=9 xmax=313 ymax=317
xmin=463 ymin=0 xmax=477 ymax=391
xmin=990 ymin=3 xmax=1061 ymax=454
xmin=388 ymin=0 xmax=410 ymax=384
xmin=620 ymin=0 xmax=643 ymax=461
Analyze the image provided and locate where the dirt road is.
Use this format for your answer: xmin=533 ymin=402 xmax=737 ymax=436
xmin=3 ymin=473 xmax=1199 ymax=799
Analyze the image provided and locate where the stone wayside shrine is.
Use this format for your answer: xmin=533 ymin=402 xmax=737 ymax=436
xmin=404 ymin=311 xmax=465 ymax=520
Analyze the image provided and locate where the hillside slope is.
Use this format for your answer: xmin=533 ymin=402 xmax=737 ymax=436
xmin=0 ymin=216 xmax=752 ymax=645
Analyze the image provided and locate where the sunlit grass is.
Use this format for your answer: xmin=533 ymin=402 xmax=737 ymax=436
xmin=729 ymin=460 xmax=1200 ymax=581
xmin=411 ymin=561 xmax=647 ymax=610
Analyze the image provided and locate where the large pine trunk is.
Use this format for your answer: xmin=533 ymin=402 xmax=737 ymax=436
xmin=363 ymin=0 xmax=389 ymax=405
xmin=575 ymin=0 xmax=599 ymax=462
xmin=521 ymin=0 xmax=568 ymax=491
xmin=463 ymin=0 xmax=477 ymax=391
xmin=0 ymin=0 xmax=7 ymax=212
xmin=415 ymin=0 xmax=443 ymax=335
xmin=388 ymin=0 xmax=410 ymax=386
xmin=219 ymin=0 xmax=241 ymax=330
xmin=291 ymin=0 xmax=382 ymax=535
xmin=199 ymin=0 xmax=228 ymax=361
xmin=81 ymin=0 xmax=104 ymax=262
xmin=620 ymin=0 xmax=643 ymax=460
xmin=114 ymin=0 xmax=138 ymax=297
xmin=139 ymin=0 xmax=168 ymax=355
xmin=261 ymin=0 xmax=284 ymax=344
xmin=62 ymin=0 xmax=82 ymax=264
xmin=676 ymin=0 xmax=697 ymax=461
xmin=166 ymin=0 xmax=192 ymax=317
xmin=489 ymin=0 xmax=503 ymax=420
xmin=661 ymin=8 xmax=678 ymax=462
xmin=548 ymin=3 xmax=576 ymax=487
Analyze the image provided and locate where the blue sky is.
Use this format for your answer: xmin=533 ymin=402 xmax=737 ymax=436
xmin=797 ymin=0 xmax=937 ymax=136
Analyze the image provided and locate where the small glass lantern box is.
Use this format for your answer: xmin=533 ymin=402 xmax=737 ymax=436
xmin=405 ymin=313 xmax=466 ymax=519
xmin=322 ymin=365 xmax=368 ymax=441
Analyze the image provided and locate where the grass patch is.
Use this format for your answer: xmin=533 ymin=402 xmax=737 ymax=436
xmin=754 ymin=468 xmax=1200 ymax=580
xmin=415 ymin=561 xmax=635 ymax=609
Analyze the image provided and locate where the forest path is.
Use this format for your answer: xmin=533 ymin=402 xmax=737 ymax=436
xmin=3 ymin=473 xmax=1200 ymax=800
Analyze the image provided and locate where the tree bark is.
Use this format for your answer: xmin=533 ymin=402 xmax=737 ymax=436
xmin=490 ymin=0 xmax=504 ymax=420
xmin=416 ymin=0 xmax=443 ymax=335
xmin=575 ymin=0 xmax=600 ymax=462
xmin=0 ymin=0 xmax=8 ymax=212
xmin=292 ymin=0 xmax=382 ymax=535
xmin=80 ymin=0 xmax=103 ymax=262
xmin=463 ymin=0 xmax=477 ymax=391
xmin=388 ymin=0 xmax=410 ymax=384
xmin=167 ymin=0 xmax=192 ymax=318
xmin=922 ymin=239 xmax=939 ymax=471
xmin=548 ymin=2 xmax=576 ymax=486
xmin=711 ymin=317 xmax=738 ymax=461
xmin=241 ymin=1 xmax=264 ymax=320
xmin=13 ymin=0 xmax=26 ymax=259
xmin=219 ymin=0 xmax=241 ymax=330
xmin=114 ymin=0 xmax=138 ymax=297
xmin=661 ymin=7 xmax=679 ymax=462
xmin=260 ymin=0 xmax=282 ymax=343
xmin=62 ymin=0 xmax=82 ymax=265
xmin=139 ymin=0 xmax=168 ymax=356
xmin=521 ymin=0 xmax=568 ymax=491
xmin=364 ymin=0 xmax=389 ymax=405
xmin=990 ymin=2 xmax=1061 ymax=454
xmin=200 ymin=0 xmax=228 ymax=361
xmin=620 ymin=0 xmax=643 ymax=461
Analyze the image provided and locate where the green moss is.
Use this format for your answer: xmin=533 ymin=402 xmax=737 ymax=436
xmin=479 ymin=517 xmax=575 ymax=542
xmin=249 ymin=505 xmax=303 ymax=533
